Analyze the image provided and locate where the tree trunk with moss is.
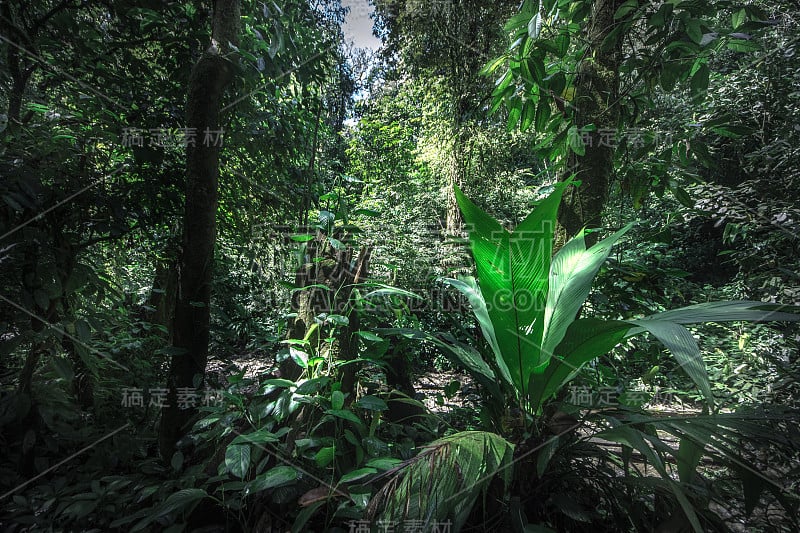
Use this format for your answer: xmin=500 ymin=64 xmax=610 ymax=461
xmin=282 ymin=236 xmax=371 ymax=399
xmin=558 ymin=0 xmax=623 ymax=247
xmin=159 ymin=0 xmax=240 ymax=459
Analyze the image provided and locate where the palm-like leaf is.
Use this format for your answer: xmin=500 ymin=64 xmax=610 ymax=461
xmin=590 ymin=407 xmax=800 ymax=530
xmin=596 ymin=423 xmax=705 ymax=532
xmin=367 ymin=431 xmax=514 ymax=532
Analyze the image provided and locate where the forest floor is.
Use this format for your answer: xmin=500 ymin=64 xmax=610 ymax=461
xmin=208 ymin=352 xmax=787 ymax=532
xmin=207 ymin=352 xmax=479 ymax=413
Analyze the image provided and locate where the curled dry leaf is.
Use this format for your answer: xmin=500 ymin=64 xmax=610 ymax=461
xmin=298 ymin=486 xmax=349 ymax=507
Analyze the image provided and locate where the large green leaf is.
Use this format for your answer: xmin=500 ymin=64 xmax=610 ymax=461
xmin=158 ymin=488 xmax=208 ymax=516
xmin=432 ymin=333 xmax=505 ymax=404
xmin=130 ymin=488 xmax=208 ymax=532
xmin=441 ymin=277 xmax=513 ymax=387
xmin=245 ymin=466 xmax=299 ymax=495
xmin=628 ymin=320 xmax=714 ymax=405
xmin=231 ymin=429 xmax=280 ymax=445
xmin=624 ymin=302 xmax=800 ymax=406
xmin=643 ymin=301 xmax=800 ymax=324
xmin=455 ymin=182 xmax=569 ymax=396
xmin=225 ymin=444 xmax=251 ymax=479
xmin=540 ymin=224 xmax=633 ymax=368
xmin=454 ymin=186 xmax=516 ymax=385
xmin=530 ymin=318 xmax=632 ymax=410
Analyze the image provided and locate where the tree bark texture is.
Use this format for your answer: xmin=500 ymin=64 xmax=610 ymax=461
xmin=159 ymin=0 xmax=240 ymax=459
xmin=558 ymin=0 xmax=623 ymax=247
xmin=282 ymin=237 xmax=371 ymax=399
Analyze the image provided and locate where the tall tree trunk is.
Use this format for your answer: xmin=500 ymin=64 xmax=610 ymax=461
xmin=1 ymin=2 xmax=33 ymax=126
xmin=159 ymin=0 xmax=240 ymax=459
xmin=442 ymin=117 xmax=470 ymax=272
xmin=558 ymin=0 xmax=623 ymax=247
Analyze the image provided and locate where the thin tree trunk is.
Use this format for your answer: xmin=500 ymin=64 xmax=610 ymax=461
xmin=159 ymin=0 xmax=240 ymax=459
xmin=1 ymin=3 xmax=33 ymax=126
xmin=146 ymin=256 xmax=178 ymax=336
xmin=300 ymin=101 xmax=324 ymax=229
xmin=445 ymin=161 xmax=463 ymax=237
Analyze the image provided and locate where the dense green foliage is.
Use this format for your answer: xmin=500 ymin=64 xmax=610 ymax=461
xmin=1 ymin=0 xmax=799 ymax=531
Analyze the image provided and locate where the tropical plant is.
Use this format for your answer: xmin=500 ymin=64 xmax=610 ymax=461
xmin=371 ymin=181 xmax=800 ymax=532
xmin=435 ymin=179 xmax=800 ymax=425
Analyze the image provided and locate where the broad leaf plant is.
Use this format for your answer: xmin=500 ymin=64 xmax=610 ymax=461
xmin=440 ymin=179 xmax=800 ymax=420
